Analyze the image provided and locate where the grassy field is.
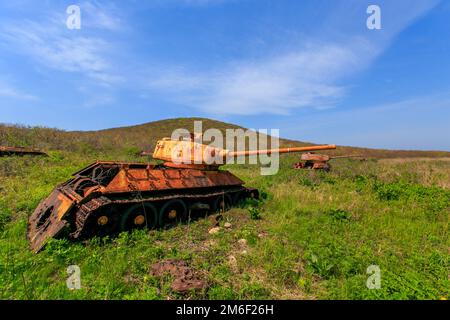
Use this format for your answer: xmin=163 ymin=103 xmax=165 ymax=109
xmin=0 ymin=119 xmax=449 ymax=300
xmin=1 ymin=152 xmax=448 ymax=300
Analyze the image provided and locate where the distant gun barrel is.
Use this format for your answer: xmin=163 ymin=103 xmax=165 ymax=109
xmin=330 ymin=154 xmax=362 ymax=159
xmin=226 ymin=144 xmax=336 ymax=157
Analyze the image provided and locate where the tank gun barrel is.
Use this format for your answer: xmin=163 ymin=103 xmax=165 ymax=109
xmin=330 ymin=154 xmax=362 ymax=159
xmin=226 ymin=144 xmax=336 ymax=157
xmin=0 ymin=146 xmax=47 ymax=157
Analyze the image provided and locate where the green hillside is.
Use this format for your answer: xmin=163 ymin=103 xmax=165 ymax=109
xmin=1 ymin=117 xmax=449 ymax=158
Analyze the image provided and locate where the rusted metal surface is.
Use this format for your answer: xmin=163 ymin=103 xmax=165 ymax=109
xmin=28 ymin=137 xmax=335 ymax=252
xmin=300 ymin=153 xmax=331 ymax=162
xmin=27 ymin=161 xmax=247 ymax=252
xmin=228 ymin=144 xmax=336 ymax=157
xmin=0 ymin=146 xmax=47 ymax=157
xmin=104 ymin=164 xmax=244 ymax=194
xmin=153 ymin=137 xmax=336 ymax=164
xmin=27 ymin=189 xmax=76 ymax=252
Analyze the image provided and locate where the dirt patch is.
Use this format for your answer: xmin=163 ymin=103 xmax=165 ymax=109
xmin=150 ymin=259 xmax=207 ymax=293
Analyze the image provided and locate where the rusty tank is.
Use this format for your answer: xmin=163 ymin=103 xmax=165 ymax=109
xmin=292 ymin=153 xmax=362 ymax=170
xmin=0 ymin=146 xmax=47 ymax=157
xmin=28 ymin=137 xmax=336 ymax=252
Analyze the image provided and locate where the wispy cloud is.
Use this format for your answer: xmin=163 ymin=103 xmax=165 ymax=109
xmin=145 ymin=0 xmax=440 ymax=116
xmin=147 ymin=39 xmax=374 ymax=115
xmin=0 ymin=3 xmax=123 ymax=86
xmin=81 ymin=1 xmax=123 ymax=31
xmin=0 ymin=1 xmax=127 ymax=114
xmin=0 ymin=80 xmax=37 ymax=101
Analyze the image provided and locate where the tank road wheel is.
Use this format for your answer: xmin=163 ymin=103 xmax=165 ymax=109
xmin=232 ymin=191 xmax=247 ymax=207
xmin=248 ymin=189 xmax=259 ymax=200
xmin=159 ymin=199 xmax=187 ymax=228
xmin=88 ymin=206 xmax=120 ymax=238
xmin=120 ymin=203 xmax=158 ymax=231
xmin=213 ymin=194 xmax=233 ymax=213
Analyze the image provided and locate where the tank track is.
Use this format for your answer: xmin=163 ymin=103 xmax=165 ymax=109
xmin=71 ymin=196 xmax=111 ymax=239
xmin=69 ymin=186 xmax=251 ymax=239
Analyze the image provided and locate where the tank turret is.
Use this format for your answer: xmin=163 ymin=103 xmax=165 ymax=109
xmin=28 ymin=137 xmax=336 ymax=252
xmin=152 ymin=137 xmax=336 ymax=168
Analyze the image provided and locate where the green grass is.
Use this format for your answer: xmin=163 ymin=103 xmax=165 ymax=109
xmin=1 ymin=151 xmax=448 ymax=300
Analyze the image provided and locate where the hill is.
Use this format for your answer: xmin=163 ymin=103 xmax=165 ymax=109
xmin=1 ymin=117 xmax=449 ymax=159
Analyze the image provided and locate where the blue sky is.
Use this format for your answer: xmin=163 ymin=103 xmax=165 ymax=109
xmin=0 ymin=0 xmax=449 ymax=150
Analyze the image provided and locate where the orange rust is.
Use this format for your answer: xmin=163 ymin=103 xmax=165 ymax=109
xmin=152 ymin=138 xmax=336 ymax=164
xmin=56 ymin=193 xmax=74 ymax=219
xmin=293 ymin=153 xmax=362 ymax=171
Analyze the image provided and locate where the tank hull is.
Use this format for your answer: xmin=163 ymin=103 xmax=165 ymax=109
xmin=28 ymin=161 xmax=258 ymax=252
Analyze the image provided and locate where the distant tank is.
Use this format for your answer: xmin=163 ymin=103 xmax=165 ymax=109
xmin=0 ymin=146 xmax=47 ymax=157
xmin=292 ymin=152 xmax=361 ymax=171
xmin=138 ymin=150 xmax=152 ymax=157
xmin=28 ymin=137 xmax=336 ymax=252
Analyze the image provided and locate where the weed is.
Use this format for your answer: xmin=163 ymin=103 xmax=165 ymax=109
xmin=326 ymin=208 xmax=351 ymax=221
xmin=248 ymin=207 xmax=261 ymax=220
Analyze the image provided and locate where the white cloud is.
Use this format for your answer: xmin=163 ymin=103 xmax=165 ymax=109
xmin=147 ymin=39 xmax=374 ymax=115
xmin=0 ymin=2 xmax=126 ymax=110
xmin=0 ymin=80 xmax=37 ymax=101
xmin=144 ymin=0 xmax=441 ymax=116
xmin=0 ymin=15 xmax=122 ymax=86
xmin=81 ymin=1 xmax=122 ymax=31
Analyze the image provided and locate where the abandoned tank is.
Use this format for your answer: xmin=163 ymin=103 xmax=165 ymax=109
xmin=292 ymin=153 xmax=362 ymax=170
xmin=28 ymin=137 xmax=336 ymax=252
xmin=0 ymin=146 xmax=47 ymax=157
